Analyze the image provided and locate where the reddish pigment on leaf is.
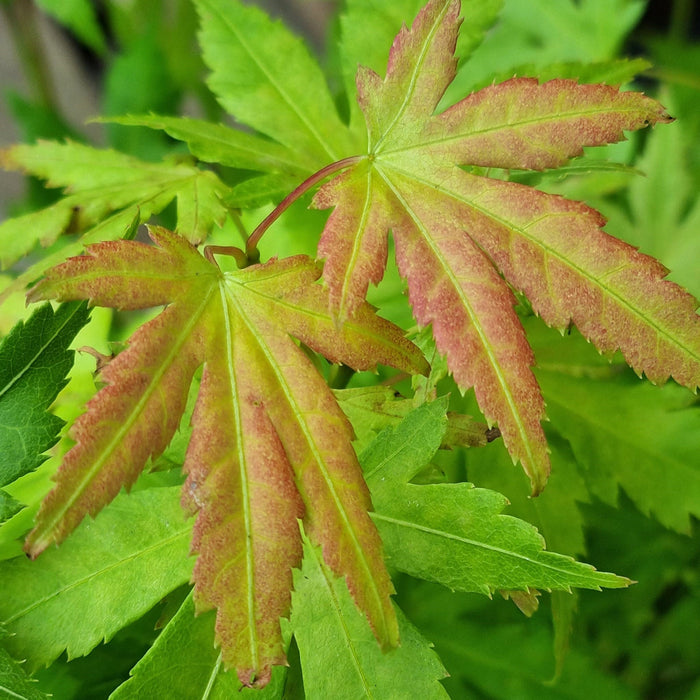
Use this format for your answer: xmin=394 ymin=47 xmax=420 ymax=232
xmin=313 ymin=0 xmax=695 ymax=494
xmin=25 ymin=226 xmax=425 ymax=685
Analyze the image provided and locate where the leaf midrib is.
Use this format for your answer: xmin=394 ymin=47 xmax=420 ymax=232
xmin=227 ymin=274 xmax=421 ymax=372
xmin=370 ymin=507 xmax=620 ymax=588
xmin=226 ymin=293 xmax=388 ymax=635
xmin=31 ymin=287 xmax=215 ymax=548
xmin=0 ymin=304 xmax=84 ymax=402
xmin=217 ymin=282 xmax=260 ymax=672
xmin=373 ymin=0 xmax=452 ymax=154
xmin=382 ymin=102 xmax=655 ymax=157
xmin=5 ymin=527 xmax=191 ymax=624
xmin=311 ymin=541 xmax=375 ymax=697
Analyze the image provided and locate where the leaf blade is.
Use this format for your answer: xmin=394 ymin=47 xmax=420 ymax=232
xmin=431 ymin=169 xmax=700 ymax=389
xmin=194 ymin=0 xmax=356 ymax=166
xmin=182 ymin=298 xmax=305 ymax=687
xmin=383 ymin=168 xmax=550 ymax=492
xmin=229 ymin=280 xmax=399 ymax=651
xmin=111 ymin=592 xmax=288 ymax=699
xmin=422 ymin=78 xmax=672 ymax=170
xmin=0 ymin=140 xmax=229 ymax=252
xmin=0 ymin=302 xmax=90 ymax=489
xmin=0 ymin=487 xmax=193 ymax=671
xmin=364 ymin=402 xmax=629 ymax=594
xmin=24 ymin=231 xmax=217 ymax=556
xmin=291 ymin=531 xmax=449 ymax=699
xmin=100 ymin=114 xmax=309 ymax=177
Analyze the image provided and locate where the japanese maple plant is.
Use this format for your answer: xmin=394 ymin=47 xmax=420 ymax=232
xmin=0 ymin=0 xmax=698 ymax=696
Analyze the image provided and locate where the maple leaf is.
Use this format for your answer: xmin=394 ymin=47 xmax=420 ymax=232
xmin=24 ymin=226 xmax=427 ymax=687
xmin=0 ymin=301 xmax=90 ymax=520
xmin=313 ymin=0 xmax=699 ymax=493
xmin=0 ymin=140 xmax=229 ymax=305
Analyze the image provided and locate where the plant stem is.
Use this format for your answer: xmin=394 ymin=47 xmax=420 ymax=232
xmin=204 ymin=245 xmax=249 ymax=269
xmin=245 ymin=155 xmax=364 ymax=257
xmin=2 ymin=0 xmax=57 ymax=109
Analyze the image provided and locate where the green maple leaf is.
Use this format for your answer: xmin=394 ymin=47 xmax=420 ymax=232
xmin=0 ymin=487 xmax=193 ymax=671
xmin=362 ymin=399 xmax=629 ymax=595
xmin=23 ymin=226 xmax=427 ymax=687
xmin=0 ymin=140 xmax=229 ymax=303
xmin=290 ymin=530 xmax=449 ymax=699
xmin=0 ymin=643 xmax=49 ymax=700
xmin=314 ymin=0 xmax=699 ymax=494
xmin=538 ymin=370 xmax=700 ymax=534
xmin=0 ymin=301 xmax=90 ymax=521
xmin=111 ymin=592 xmax=282 ymax=699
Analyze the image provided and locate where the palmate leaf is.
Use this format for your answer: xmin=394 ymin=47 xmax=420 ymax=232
xmin=313 ymin=0 xmax=699 ymax=494
xmin=0 ymin=140 xmax=229 ymax=271
xmin=24 ymin=226 xmax=427 ymax=687
xmin=363 ymin=399 xmax=629 ymax=595
xmin=0 ymin=487 xmax=193 ymax=671
xmin=0 ymin=302 xmax=90 ymax=510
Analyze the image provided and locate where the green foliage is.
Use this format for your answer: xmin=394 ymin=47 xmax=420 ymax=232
xmin=0 ymin=627 xmax=49 ymax=700
xmin=290 ymin=530 xmax=449 ymax=699
xmin=110 ymin=592 xmax=285 ymax=699
xmin=0 ymin=0 xmax=699 ymax=697
xmin=0 ymin=302 xmax=90 ymax=522
xmin=363 ymin=400 xmax=628 ymax=594
xmin=0 ymin=487 xmax=193 ymax=671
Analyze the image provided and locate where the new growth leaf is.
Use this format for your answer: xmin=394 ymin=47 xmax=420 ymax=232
xmin=313 ymin=0 xmax=697 ymax=494
xmin=24 ymin=226 xmax=427 ymax=686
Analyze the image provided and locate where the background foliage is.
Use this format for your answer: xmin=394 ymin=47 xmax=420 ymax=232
xmin=0 ymin=0 xmax=698 ymax=698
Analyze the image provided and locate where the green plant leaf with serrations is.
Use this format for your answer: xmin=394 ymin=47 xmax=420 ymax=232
xmin=538 ymin=369 xmax=700 ymax=534
xmin=363 ymin=399 xmax=630 ymax=594
xmin=111 ymin=592 xmax=287 ymax=700
xmin=100 ymin=114 xmax=312 ymax=179
xmin=99 ymin=114 xmax=309 ymax=209
xmin=290 ymin=529 xmax=449 ymax=699
xmin=463 ymin=429 xmax=591 ymax=673
xmin=334 ymin=384 xmax=492 ymax=453
xmin=0 ymin=140 xmax=229 ymax=302
xmin=0 ymin=626 xmax=49 ymax=700
xmin=194 ymin=0 xmax=360 ymax=168
xmin=0 ymin=301 xmax=90 ymax=519
xmin=0 ymin=487 xmax=193 ymax=671
xmin=406 ymin=584 xmax=638 ymax=700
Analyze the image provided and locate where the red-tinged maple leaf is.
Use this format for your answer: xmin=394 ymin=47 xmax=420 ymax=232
xmin=313 ymin=0 xmax=699 ymax=494
xmin=24 ymin=226 xmax=428 ymax=687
